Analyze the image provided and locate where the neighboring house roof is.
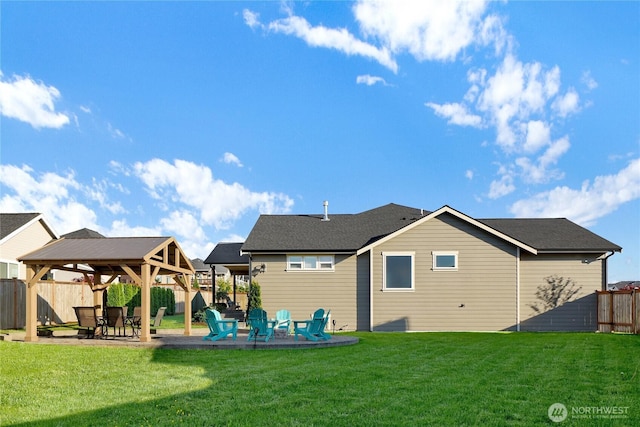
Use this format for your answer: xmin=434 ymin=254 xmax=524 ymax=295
xmin=243 ymin=203 xmax=622 ymax=255
xmin=61 ymin=228 xmax=106 ymax=239
xmin=0 ymin=213 xmax=58 ymax=243
xmin=190 ymin=258 xmax=209 ymax=272
xmin=204 ymin=242 xmax=249 ymax=265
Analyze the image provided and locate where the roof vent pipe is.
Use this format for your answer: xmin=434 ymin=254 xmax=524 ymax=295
xmin=322 ymin=200 xmax=330 ymax=221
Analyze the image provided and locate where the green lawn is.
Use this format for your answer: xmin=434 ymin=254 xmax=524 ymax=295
xmin=1 ymin=332 xmax=637 ymax=426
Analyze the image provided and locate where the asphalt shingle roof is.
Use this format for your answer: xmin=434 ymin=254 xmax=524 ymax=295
xmin=479 ymin=218 xmax=622 ymax=252
xmin=0 ymin=213 xmax=41 ymax=240
xmin=204 ymin=242 xmax=250 ymax=265
xmin=61 ymin=228 xmax=106 ymax=239
xmin=241 ymin=203 xmax=621 ymax=253
xmin=242 ymin=203 xmax=428 ymax=252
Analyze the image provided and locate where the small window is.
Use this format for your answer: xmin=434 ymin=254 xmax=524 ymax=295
xmin=383 ymin=252 xmax=414 ymax=291
xmin=0 ymin=262 xmax=19 ymax=279
xmin=433 ymin=251 xmax=458 ymax=271
xmin=287 ymin=255 xmax=334 ymax=271
xmin=288 ymin=256 xmax=303 ymax=270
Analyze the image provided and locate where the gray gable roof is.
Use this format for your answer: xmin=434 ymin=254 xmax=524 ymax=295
xmin=242 ymin=203 xmax=621 ymax=254
xmin=61 ymin=228 xmax=106 ymax=239
xmin=204 ymin=242 xmax=250 ymax=265
xmin=242 ymin=203 xmax=428 ymax=252
xmin=479 ymin=218 xmax=622 ymax=252
xmin=1 ymin=213 xmax=41 ymax=240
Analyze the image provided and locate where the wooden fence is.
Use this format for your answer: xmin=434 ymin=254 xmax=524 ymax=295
xmin=597 ymin=290 xmax=639 ymax=334
xmin=0 ymin=279 xmax=215 ymax=329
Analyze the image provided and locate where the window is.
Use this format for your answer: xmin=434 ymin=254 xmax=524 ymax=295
xmin=383 ymin=252 xmax=414 ymax=290
xmin=287 ymin=255 xmax=334 ymax=271
xmin=0 ymin=261 xmax=19 ymax=279
xmin=432 ymin=251 xmax=458 ymax=271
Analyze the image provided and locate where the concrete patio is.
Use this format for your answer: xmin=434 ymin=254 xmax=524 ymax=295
xmin=2 ymin=328 xmax=358 ymax=350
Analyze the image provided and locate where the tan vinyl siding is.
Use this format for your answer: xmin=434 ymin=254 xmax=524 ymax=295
xmin=356 ymin=253 xmax=370 ymax=331
xmin=371 ymin=213 xmax=518 ymax=331
xmin=519 ymin=253 xmax=603 ymax=331
xmin=249 ymin=253 xmax=358 ymax=331
xmin=1 ymin=220 xmax=55 ymax=280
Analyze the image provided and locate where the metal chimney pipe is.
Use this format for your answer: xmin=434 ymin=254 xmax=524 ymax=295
xmin=322 ymin=200 xmax=330 ymax=221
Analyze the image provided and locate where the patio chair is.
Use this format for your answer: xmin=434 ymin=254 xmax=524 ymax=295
xmin=274 ymin=309 xmax=291 ymax=338
xmin=247 ymin=308 xmax=274 ymax=342
xmin=73 ymin=306 xmax=101 ymax=338
xmin=294 ymin=308 xmax=331 ymax=341
xmin=129 ymin=306 xmax=142 ymax=337
xmin=203 ymin=309 xmax=238 ymax=342
xmin=105 ymin=306 xmax=128 ymax=338
xmin=150 ymin=307 xmax=166 ymax=334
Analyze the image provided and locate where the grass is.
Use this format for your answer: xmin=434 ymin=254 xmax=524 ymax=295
xmin=0 ymin=332 xmax=638 ymax=426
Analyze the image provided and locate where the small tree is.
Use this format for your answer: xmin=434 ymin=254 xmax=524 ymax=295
xmin=215 ymin=278 xmax=231 ymax=303
xmin=529 ymin=275 xmax=582 ymax=314
xmin=247 ymin=280 xmax=262 ymax=313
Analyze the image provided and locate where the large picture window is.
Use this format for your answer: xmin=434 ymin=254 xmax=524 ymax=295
xmin=287 ymin=255 xmax=334 ymax=271
xmin=383 ymin=252 xmax=414 ymax=290
xmin=432 ymin=251 xmax=458 ymax=271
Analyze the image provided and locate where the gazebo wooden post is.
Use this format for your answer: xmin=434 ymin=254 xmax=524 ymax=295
xmin=93 ymin=272 xmax=103 ymax=315
xmin=184 ymin=274 xmax=192 ymax=336
xmin=140 ymin=263 xmax=151 ymax=342
xmin=25 ymin=265 xmax=38 ymax=342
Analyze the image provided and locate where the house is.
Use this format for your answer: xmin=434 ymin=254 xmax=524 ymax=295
xmin=0 ymin=213 xmax=58 ymax=280
xmin=240 ymin=203 xmax=622 ymax=332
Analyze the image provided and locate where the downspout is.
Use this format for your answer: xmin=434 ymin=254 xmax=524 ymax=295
xmin=601 ymin=251 xmax=615 ymax=290
xmin=516 ymin=247 xmax=521 ymax=332
xmin=369 ymin=250 xmax=374 ymax=332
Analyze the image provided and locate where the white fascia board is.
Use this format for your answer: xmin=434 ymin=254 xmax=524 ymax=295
xmin=356 ymin=205 xmax=538 ymax=256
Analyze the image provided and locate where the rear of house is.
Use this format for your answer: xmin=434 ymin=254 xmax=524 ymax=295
xmin=240 ymin=203 xmax=621 ymax=332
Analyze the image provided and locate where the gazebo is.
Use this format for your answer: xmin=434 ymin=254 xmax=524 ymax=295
xmin=18 ymin=236 xmax=195 ymax=342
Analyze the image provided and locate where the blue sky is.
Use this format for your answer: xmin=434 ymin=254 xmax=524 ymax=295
xmin=1 ymin=1 xmax=638 ymax=282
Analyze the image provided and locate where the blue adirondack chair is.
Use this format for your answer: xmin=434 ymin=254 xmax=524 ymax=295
xmin=247 ymin=308 xmax=274 ymax=342
xmin=294 ymin=308 xmax=331 ymax=341
xmin=203 ymin=308 xmax=238 ymax=342
xmin=274 ymin=309 xmax=291 ymax=337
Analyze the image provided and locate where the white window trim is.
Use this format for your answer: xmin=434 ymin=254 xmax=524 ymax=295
xmin=432 ymin=251 xmax=459 ymax=271
xmin=286 ymin=255 xmax=335 ymax=272
xmin=382 ymin=251 xmax=415 ymax=292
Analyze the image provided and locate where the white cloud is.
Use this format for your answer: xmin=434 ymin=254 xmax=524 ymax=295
xmin=356 ymin=74 xmax=388 ymax=86
xmin=108 ymin=219 xmax=162 ymax=237
xmin=353 ymin=0 xmax=496 ymax=62
xmin=551 ymin=88 xmax=580 ymax=117
xmin=516 ymin=136 xmax=570 ymax=184
xmin=510 ymin=158 xmax=640 ymax=226
xmin=0 ymin=72 xmax=70 ymax=129
xmin=523 ymin=120 xmax=551 ymax=153
xmin=221 ymin=152 xmax=243 ymax=167
xmin=133 ymin=158 xmax=294 ymax=230
xmin=426 ymin=102 xmax=482 ymax=127
xmin=243 ymin=9 xmax=261 ymax=29
xmin=266 ymin=13 xmax=398 ymax=72
xmin=0 ymin=164 xmax=99 ymax=234
xmin=465 ymin=170 xmax=474 ymax=180
xmin=488 ymin=170 xmax=515 ymax=199
xmin=581 ymin=70 xmax=598 ymax=91
xmin=476 ymin=55 xmax=561 ymax=149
